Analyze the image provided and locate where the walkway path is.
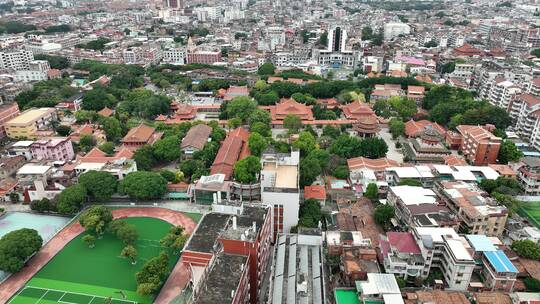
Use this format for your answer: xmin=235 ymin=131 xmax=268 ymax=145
xmin=0 ymin=207 xmax=197 ymax=304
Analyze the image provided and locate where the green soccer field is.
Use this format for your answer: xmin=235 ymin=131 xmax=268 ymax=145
xmin=520 ymin=202 xmax=540 ymax=229
xmin=8 ymin=217 xmax=180 ymax=304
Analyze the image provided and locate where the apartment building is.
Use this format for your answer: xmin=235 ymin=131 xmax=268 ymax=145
xmin=162 ymin=48 xmax=186 ymax=65
xmin=508 ymin=94 xmax=540 ymax=151
xmin=260 ymin=150 xmax=300 ymax=234
xmin=456 ymin=125 xmax=502 ymax=165
xmin=187 ymin=50 xmax=221 ymax=65
xmin=379 ymin=232 xmax=424 ymax=280
xmin=4 ymin=108 xmax=57 ymax=139
xmin=412 ymin=227 xmax=475 ymax=291
xmin=465 ymin=235 xmax=517 ymax=292
xmin=0 ymin=49 xmax=34 ymax=70
xmin=181 ymin=204 xmax=272 ymax=304
xmin=517 ymin=157 xmax=540 ymax=196
xmin=30 ymin=137 xmax=75 ymax=162
xmin=0 ymin=103 xmax=20 ymax=139
xmin=14 ymin=60 xmax=51 ymax=83
xmin=436 ymin=181 xmax=508 ymax=237
xmin=488 ymin=79 xmax=521 ymax=110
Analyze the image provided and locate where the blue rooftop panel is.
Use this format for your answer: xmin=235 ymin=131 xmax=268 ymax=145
xmin=484 ymin=250 xmax=518 ymax=273
xmin=465 ymin=235 xmax=496 ymax=252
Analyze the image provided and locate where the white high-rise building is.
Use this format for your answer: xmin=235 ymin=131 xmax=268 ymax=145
xmin=327 ymin=26 xmax=347 ymax=52
xmin=266 ymin=27 xmax=285 ymax=50
xmin=14 ymin=60 xmax=50 ymax=82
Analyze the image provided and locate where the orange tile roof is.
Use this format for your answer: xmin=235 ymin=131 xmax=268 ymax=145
xmin=347 ymin=157 xmax=399 ymax=171
xmin=404 ymin=120 xmax=446 ymax=137
xmin=80 ymin=147 xmax=134 ymax=163
xmin=97 ymin=107 xmax=114 ymax=117
xmin=304 ymin=185 xmax=326 ymax=200
xmin=122 ymin=124 xmax=160 ymax=143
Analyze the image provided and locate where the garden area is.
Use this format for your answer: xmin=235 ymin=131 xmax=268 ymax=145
xmin=8 ymin=212 xmax=186 ymax=304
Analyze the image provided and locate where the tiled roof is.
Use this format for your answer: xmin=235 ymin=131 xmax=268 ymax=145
xmin=304 ymin=185 xmax=326 ymax=200
xmin=387 ymin=232 xmax=421 ymax=254
xmin=122 ymin=124 xmax=159 ymax=143
xmin=347 ymin=157 xmax=399 ymax=171
xmin=181 ymin=124 xmax=213 ymax=150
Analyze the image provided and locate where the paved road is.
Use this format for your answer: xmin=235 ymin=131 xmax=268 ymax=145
xmin=378 ymin=127 xmax=404 ymax=163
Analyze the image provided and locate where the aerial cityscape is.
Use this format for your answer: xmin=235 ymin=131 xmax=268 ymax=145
xmin=0 ymin=0 xmax=539 ymax=303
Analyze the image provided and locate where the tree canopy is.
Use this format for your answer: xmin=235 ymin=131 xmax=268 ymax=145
xmin=78 ymin=171 xmax=118 ymax=201
xmin=0 ymin=228 xmax=43 ymax=273
xmin=79 ymin=205 xmax=113 ymax=236
xmin=56 ymin=184 xmax=87 ymax=215
xmin=119 ymin=171 xmax=168 ymax=200
xmin=233 ymin=156 xmax=262 ymax=184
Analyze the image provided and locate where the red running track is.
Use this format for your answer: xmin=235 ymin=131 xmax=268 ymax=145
xmin=0 ymin=207 xmax=197 ymax=304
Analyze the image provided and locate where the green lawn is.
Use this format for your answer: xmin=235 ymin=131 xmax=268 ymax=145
xmin=520 ymin=201 xmax=540 ymax=229
xmin=9 ymin=217 xmax=179 ymax=304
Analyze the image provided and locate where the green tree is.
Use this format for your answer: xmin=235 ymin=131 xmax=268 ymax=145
xmin=248 ymin=132 xmax=268 ymax=157
xmin=133 ymin=145 xmax=157 ymax=171
xmin=365 ymin=183 xmax=378 ymax=201
xmin=374 ymin=204 xmax=395 ymax=230
xmin=153 ymin=136 xmax=181 ymax=162
xmin=250 ymin=121 xmax=271 ymax=137
xmin=299 ymin=157 xmax=322 ymax=187
xmin=284 ymin=114 xmax=302 ymax=133
xmin=228 ymin=117 xmax=242 ymax=129
xmin=389 ymin=118 xmax=405 ymax=139
xmin=498 ymin=140 xmax=523 ymax=164
xmin=117 ymin=89 xmax=171 ymax=119
xmin=0 ymin=228 xmax=43 ymax=273
xmin=233 ymin=156 xmax=261 ymax=183
xmin=298 ymin=199 xmax=323 ymax=228
xmin=525 ymin=278 xmax=540 ymax=292
xmin=121 ymin=245 xmax=138 ymax=265
xmin=226 ymin=96 xmax=257 ymax=123
xmin=79 ymin=205 xmax=113 ymax=237
xmin=119 ymin=171 xmax=168 ymax=200
xmin=160 ymin=226 xmax=188 ymax=254
xmin=30 ymin=198 xmax=56 ymax=213
xmin=34 ymin=54 xmax=69 ymax=69
xmin=360 ymin=137 xmax=388 ymax=159
xmin=56 ymin=184 xmax=87 ymax=215
xmin=511 ymin=240 xmax=540 ymax=260
xmin=257 ymin=62 xmax=276 ymax=75
xmin=292 ymin=131 xmax=316 ymax=157
xmin=79 ymin=134 xmax=96 ymax=152
xmin=307 ymin=149 xmax=330 ymax=171
xmin=333 ymin=165 xmax=349 ymax=179
xmin=9 ymin=192 xmax=19 ymax=204
xmin=82 ymin=87 xmax=117 ymax=111
xmin=179 ymin=159 xmax=204 ymax=181
xmin=56 ymin=125 xmax=71 ymax=136
xmin=136 ymin=251 xmax=170 ymax=296
xmin=99 ymin=116 xmax=122 ymax=142
xmin=159 ymin=169 xmax=177 ymax=183
xmin=82 ymin=235 xmax=96 ymax=249
xmin=78 ymin=171 xmax=118 ymax=201
xmin=116 ymin=223 xmax=139 ymax=245
xmin=248 ymin=109 xmax=271 ymax=127
xmin=98 ymin=142 xmax=115 ymax=155
xmin=329 ymin=134 xmax=363 ymax=159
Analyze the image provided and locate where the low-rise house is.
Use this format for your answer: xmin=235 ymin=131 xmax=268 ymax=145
xmin=69 ymin=124 xmax=106 ymax=144
xmin=210 ymin=127 xmax=250 ymax=180
xmin=517 ymin=157 xmax=540 ymax=196
xmin=121 ymin=124 xmax=163 ymax=150
xmin=180 ymin=124 xmax=212 ymax=158
xmin=304 ymin=185 xmax=326 ymax=205
xmin=5 ymin=140 xmax=33 ymax=160
xmin=356 ymin=273 xmax=404 ymax=304
xmin=326 ymin=231 xmax=371 ymax=256
xmin=16 ymin=163 xmax=66 ymax=202
xmin=0 ymin=156 xmax=25 ymax=179
xmin=75 ymin=147 xmax=136 ymax=179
